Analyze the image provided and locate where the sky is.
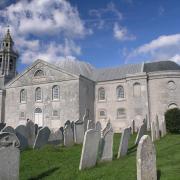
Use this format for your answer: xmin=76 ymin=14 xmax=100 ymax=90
xmin=0 ymin=0 xmax=180 ymax=72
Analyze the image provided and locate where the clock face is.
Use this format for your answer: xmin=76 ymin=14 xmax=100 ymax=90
xmin=168 ymin=81 xmax=176 ymax=90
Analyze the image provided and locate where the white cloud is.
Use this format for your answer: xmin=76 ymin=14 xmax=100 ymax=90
xmin=127 ymin=34 xmax=180 ymax=64
xmin=113 ymin=23 xmax=136 ymax=41
xmin=170 ymin=54 xmax=180 ymax=64
xmin=0 ymin=0 xmax=90 ymax=65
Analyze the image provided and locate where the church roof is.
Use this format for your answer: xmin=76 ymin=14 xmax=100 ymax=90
xmin=143 ymin=60 xmax=180 ymax=73
xmin=56 ymin=59 xmax=180 ymax=82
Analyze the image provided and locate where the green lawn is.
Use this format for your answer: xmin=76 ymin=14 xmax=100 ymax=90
xmin=20 ymin=133 xmax=180 ymax=180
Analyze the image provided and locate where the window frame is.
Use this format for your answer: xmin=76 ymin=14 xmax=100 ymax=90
xmin=98 ymin=87 xmax=106 ymax=101
xmin=34 ymin=69 xmax=44 ymax=77
xmin=99 ymin=109 xmax=107 ymax=119
xmin=116 ymin=85 xmax=125 ymax=100
xmin=20 ymin=89 xmax=26 ymax=103
xmin=52 ymin=85 xmax=60 ymax=101
xmin=117 ymin=108 xmax=126 ymax=119
xmin=35 ymin=87 xmax=42 ymax=102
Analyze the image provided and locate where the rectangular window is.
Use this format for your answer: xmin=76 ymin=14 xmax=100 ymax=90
xmin=20 ymin=112 xmax=25 ymax=119
xmin=52 ymin=110 xmax=59 ymax=117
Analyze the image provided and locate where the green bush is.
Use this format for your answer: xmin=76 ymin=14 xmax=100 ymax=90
xmin=165 ymin=108 xmax=180 ymax=133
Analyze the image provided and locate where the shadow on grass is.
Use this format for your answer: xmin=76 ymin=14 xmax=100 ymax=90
xmin=127 ymin=145 xmax=137 ymax=155
xmin=28 ymin=167 xmax=59 ymax=180
xmin=157 ymin=169 xmax=161 ymax=180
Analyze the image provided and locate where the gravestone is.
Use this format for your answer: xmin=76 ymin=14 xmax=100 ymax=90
xmin=0 ymin=146 xmax=20 ymax=180
xmin=117 ymin=127 xmax=131 ymax=158
xmin=155 ymin=116 xmax=160 ymax=140
xmin=48 ymin=129 xmax=63 ymax=145
xmin=2 ymin=126 xmax=15 ymax=134
xmin=100 ymin=127 xmax=113 ymax=162
xmin=87 ymin=120 xmax=95 ymax=130
xmin=33 ymin=127 xmax=51 ymax=149
xmin=151 ymin=121 xmax=156 ymax=142
xmin=74 ymin=120 xmax=84 ymax=144
xmin=79 ymin=129 xmax=101 ymax=170
xmin=26 ymin=120 xmax=35 ymax=147
xmin=102 ymin=120 xmax=112 ymax=136
xmin=160 ymin=120 xmax=167 ymax=137
xmin=35 ymin=124 xmax=38 ymax=135
xmin=15 ymin=125 xmax=28 ymax=150
xmin=0 ymin=123 xmax=6 ymax=131
xmin=64 ymin=123 xmax=74 ymax=147
xmin=131 ymin=120 xmax=135 ymax=134
xmin=83 ymin=109 xmax=89 ymax=133
xmin=95 ymin=121 xmax=102 ymax=131
xmin=137 ymin=135 xmax=157 ymax=180
xmin=135 ymin=123 xmax=146 ymax=145
xmin=0 ymin=132 xmax=20 ymax=148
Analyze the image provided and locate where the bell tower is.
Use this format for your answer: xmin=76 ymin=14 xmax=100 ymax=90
xmin=0 ymin=28 xmax=18 ymax=87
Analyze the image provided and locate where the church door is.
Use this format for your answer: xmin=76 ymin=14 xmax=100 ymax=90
xmin=34 ymin=108 xmax=43 ymax=127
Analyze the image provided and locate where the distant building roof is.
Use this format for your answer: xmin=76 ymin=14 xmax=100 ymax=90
xmin=56 ymin=59 xmax=180 ymax=82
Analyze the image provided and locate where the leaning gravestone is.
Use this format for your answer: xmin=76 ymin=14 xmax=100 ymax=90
xmin=83 ymin=109 xmax=89 ymax=133
xmin=87 ymin=120 xmax=95 ymax=130
xmin=2 ymin=126 xmax=15 ymax=134
xmin=151 ymin=121 xmax=156 ymax=142
xmin=155 ymin=116 xmax=160 ymax=140
xmin=102 ymin=120 xmax=112 ymax=136
xmin=15 ymin=125 xmax=28 ymax=150
xmin=96 ymin=121 xmax=102 ymax=131
xmin=137 ymin=135 xmax=157 ymax=180
xmin=160 ymin=120 xmax=167 ymax=137
xmin=48 ymin=129 xmax=63 ymax=145
xmin=79 ymin=129 xmax=101 ymax=170
xmin=33 ymin=127 xmax=51 ymax=149
xmin=135 ymin=122 xmax=146 ymax=145
xmin=64 ymin=123 xmax=74 ymax=147
xmin=35 ymin=124 xmax=39 ymax=135
xmin=0 ymin=123 xmax=6 ymax=131
xmin=0 ymin=132 xmax=20 ymax=148
xmin=26 ymin=120 xmax=35 ymax=147
xmin=117 ymin=127 xmax=131 ymax=158
xmin=100 ymin=127 xmax=113 ymax=162
xmin=74 ymin=119 xmax=84 ymax=144
xmin=0 ymin=146 xmax=20 ymax=180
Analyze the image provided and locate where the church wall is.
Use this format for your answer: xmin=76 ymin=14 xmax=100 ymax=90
xmin=148 ymin=71 xmax=180 ymax=125
xmin=5 ymin=79 xmax=79 ymax=129
xmin=79 ymin=76 xmax=95 ymax=121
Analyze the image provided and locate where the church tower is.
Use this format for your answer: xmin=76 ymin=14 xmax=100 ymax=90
xmin=0 ymin=29 xmax=18 ymax=87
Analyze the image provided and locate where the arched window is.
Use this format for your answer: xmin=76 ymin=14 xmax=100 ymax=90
xmin=35 ymin=87 xmax=42 ymax=101
xmin=99 ymin=109 xmax=107 ymax=118
xmin=35 ymin=108 xmax=42 ymax=113
xmin=20 ymin=89 xmax=26 ymax=103
xmin=117 ymin=108 xmax=126 ymax=118
xmin=98 ymin=87 xmax=106 ymax=101
xmin=168 ymin=103 xmax=177 ymax=109
xmin=133 ymin=82 xmax=141 ymax=97
xmin=117 ymin=85 xmax=124 ymax=99
xmin=34 ymin=69 xmax=44 ymax=77
xmin=52 ymin=85 xmax=59 ymax=100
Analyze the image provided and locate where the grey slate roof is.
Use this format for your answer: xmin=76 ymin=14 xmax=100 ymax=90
xmin=56 ymin=59 xmax=180 ymax=82
xmin=92 ymin=63 xmax=143 ymax=82
xmin=143 ymin=61 xmax=180 ymax=73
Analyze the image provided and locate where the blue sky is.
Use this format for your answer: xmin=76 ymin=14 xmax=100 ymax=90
xmin=0 ymin=0 xmax=180 ymax=72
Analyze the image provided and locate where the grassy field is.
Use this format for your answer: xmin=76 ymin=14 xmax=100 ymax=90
xmin=20 ymin=133 xmax=180 ymax=180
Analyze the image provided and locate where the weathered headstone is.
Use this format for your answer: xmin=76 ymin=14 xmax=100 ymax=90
xmin=160 ymin=120 xmax=167 ymax=137
xmin=0 ymin=132 xmax=20 ymax=148
xmin=151 ymin=121 xmax=156 ymax=142
xmin=26 ymin=120 xmax=35 ymax=147
xmin=102 ymin=120 xmax=112 ymax=136
xmin=135 ymin=123 xmax=146 ymax=145
xmin=79 ymin=129 xmax=101 ymax=170
xmin=117 ymin=127 xmax=131 ymax=158
xmin=137 ymin=135 xmax=157 ymax=180
xmin=95 ymin=121 xmax=102 ymax=131
xmin=64 ymin=123 xmax=74 ymax=147
xmin=83 ymin=109 xmax=89 ymax=133
xmin=74 ymin=120 xmax=84 ymax=144
xmin=87 ymin=120 xmax=95 ymax=130
xmin=15 ymin=125 xmax=28 ymax=150
xmin=155 ymin=115 xmax=160 ymax=140
xmin=0 ymin=146 xmax=20 ymax=180
xmin=35 ymin=124 xmax=38 ymax=135
xmin=2 ymin=126 xmax=15 ymax=134
xmin=48 ymin=128 xmax=63 ymax=145
xmin=131 ymin=120 xmax=135 ymax=134
xmin=33 ymin=127 xmax=51 ymax=149
xmin=0 ymin=123 xmax=6 ymax=131
xmin=100 ymin=127 xmax=113 ymax=162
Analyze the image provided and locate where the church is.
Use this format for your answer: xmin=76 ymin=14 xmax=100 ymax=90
xmin=0 ymin=30 xmax=180 ymax=132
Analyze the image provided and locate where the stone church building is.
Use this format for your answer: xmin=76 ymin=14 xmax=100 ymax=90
xmin=0 ymin=30 xmax=180 ymax=132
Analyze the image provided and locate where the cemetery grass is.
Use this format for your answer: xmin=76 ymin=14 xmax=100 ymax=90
xmin=20 ymin=133 xmax=180 ymax=180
